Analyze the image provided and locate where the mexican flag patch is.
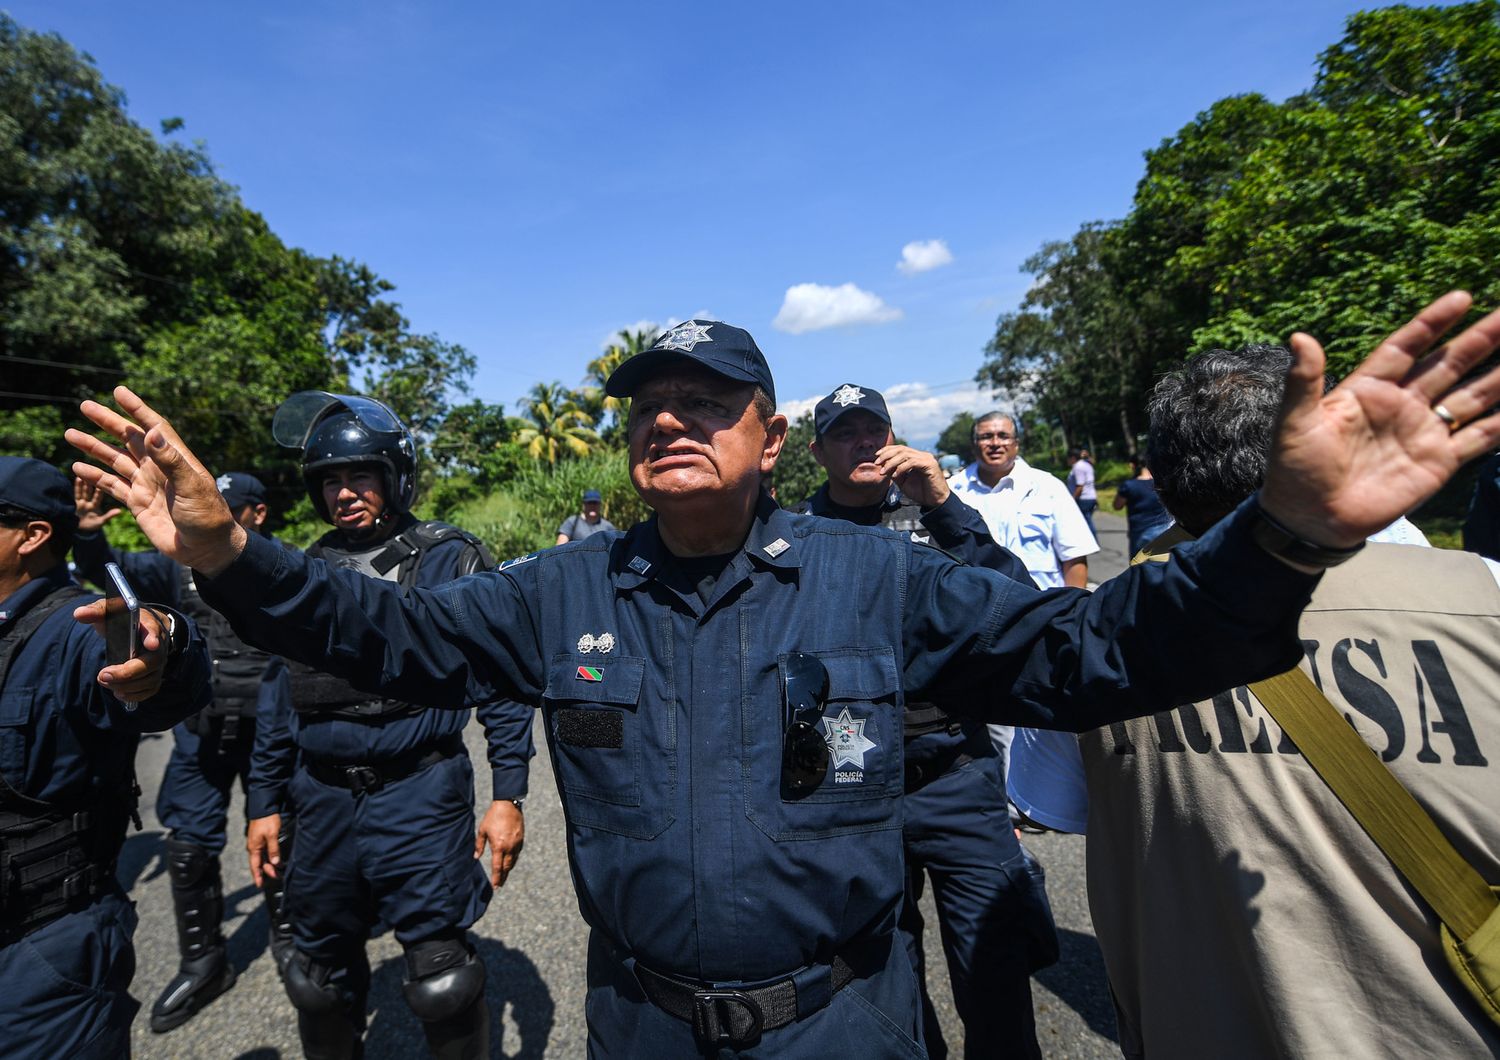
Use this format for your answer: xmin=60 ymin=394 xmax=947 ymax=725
xmin=576 ymin=666 xmax=604 ymax=682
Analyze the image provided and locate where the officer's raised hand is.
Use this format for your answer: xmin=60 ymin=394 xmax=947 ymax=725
xmin=873 ymin=445 xmax=951 ymax=508
xmin=73 ymin=477 xmax=123 ymax=533
xmin=474 ymin=800 xmax=525 ymax=889
xmin=247 ymin=813 xmax=283 ymax=887
xmin=1260 ymin=292 xmax=1500 ymax=555
xmin=66 ymin=387 xmax=246 ymax=576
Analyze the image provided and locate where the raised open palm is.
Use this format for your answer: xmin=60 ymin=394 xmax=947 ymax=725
xmin=1261 ymin=292 xmax=1500 ymax=548
xmin=66 ymin=388 xmax=247 ymax=576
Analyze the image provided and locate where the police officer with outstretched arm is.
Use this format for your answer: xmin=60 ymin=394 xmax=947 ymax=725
xmin=239 ymin=392 xmax=533 ymax=1060
xmin=71 ymin=469 xmax=295 ymax=1030
xmin=69 ymin=295 xmax=1500 ymax=1057
xmin=0 ymin=457 xmax=210 ymax=1057
xmin=798 ymin=383 xmax=1055 ymax=1059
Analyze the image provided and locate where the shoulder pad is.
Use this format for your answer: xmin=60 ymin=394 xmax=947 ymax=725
xmin=497 ymin=552 xmax=539 ymax=573
xmin=410 ymin=521 xmax=495 ymax=569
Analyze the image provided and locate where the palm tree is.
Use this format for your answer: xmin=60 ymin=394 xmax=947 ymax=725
xmin=514 ymin=382 xmax=598 ymax=465
xmin=582 ymin=326 xmax=659 ymax=443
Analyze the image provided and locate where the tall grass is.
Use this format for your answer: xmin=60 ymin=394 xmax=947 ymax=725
xmin=437 ymin=449 xmax=651 ymax=560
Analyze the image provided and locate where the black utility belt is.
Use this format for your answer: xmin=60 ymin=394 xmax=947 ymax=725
xmin=629 ymin=934 xmax=885 ymax=1050
xmin=302 ymin=735 xmax=464 ymax=796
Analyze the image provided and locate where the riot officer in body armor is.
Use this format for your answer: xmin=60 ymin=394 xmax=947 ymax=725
xmin=798 ymin=384 xmax=1058 ymax=1059
xmin=244 ymin=392 xmax=533 ymax=1060
xmin=71 ymin=469 xmax=295 ymax=1032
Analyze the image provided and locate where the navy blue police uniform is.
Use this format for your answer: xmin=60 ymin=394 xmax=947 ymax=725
xmin=0 ymin=457 xmax=210 ymax=1058
xmin=72 ymin=471 xmax=297 ymax=1030
xmin=800 ymin=460 xmax=1056 ymax=1059
xmin=200 ymin=493 xmax=1316 ymax=1059
xmin=248 ymin=392 xmax=534 ymax=1060
xmin=191 ymin=324 xmax=1323 ymax=1057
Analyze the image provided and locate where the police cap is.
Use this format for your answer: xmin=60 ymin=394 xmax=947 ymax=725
xmin=0 ymin=457 xmax=78 ymax=533
xmin=814 ymin=383 xmax=892 ymax=439
xmin=605 ymin=320 xmax=776 ymax=404
xmin=216 ymin=471 xmax=267 ymax=509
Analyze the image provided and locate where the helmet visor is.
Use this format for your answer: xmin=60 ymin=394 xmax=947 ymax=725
xmin=272 ymin=391 xmax=405 ymax=449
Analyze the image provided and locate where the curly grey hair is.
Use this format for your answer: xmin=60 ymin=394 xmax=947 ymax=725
xmin=1146 ymin=344 xmax=1296 ymax=535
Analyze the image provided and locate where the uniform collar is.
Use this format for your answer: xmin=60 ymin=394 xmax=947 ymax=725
xmin=0 ymin=564 xmax=75 ymax=629
xmin=613 ymin=492 xmax=800 ymax=591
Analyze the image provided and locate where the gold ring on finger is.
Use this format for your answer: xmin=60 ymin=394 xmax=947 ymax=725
xmin=1433 ymin=403 xmax=1461 ymax=431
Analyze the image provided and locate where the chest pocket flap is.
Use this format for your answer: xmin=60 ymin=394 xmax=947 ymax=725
xmin=544 ymin=655 xmax=645 ymax=707
xmin=820 ymin=650 xmax=900 ymax=703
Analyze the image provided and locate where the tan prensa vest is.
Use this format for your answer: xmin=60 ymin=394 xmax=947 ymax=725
xmin=1080 ymin=543 xmax=1500 ymax=1059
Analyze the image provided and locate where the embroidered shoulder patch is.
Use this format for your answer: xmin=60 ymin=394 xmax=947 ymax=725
xmin=497 ymin=552 xmax=539 ymax=572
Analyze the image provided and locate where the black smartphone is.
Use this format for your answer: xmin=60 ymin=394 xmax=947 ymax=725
xmin=103 ymin=561 xmax=141 ymax=666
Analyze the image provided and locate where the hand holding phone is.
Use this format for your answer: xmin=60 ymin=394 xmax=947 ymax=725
xmin=103 ymin=561 xmax=140 ymax=667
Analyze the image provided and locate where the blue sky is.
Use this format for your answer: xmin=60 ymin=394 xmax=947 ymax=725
xmin=12 ymin=1 xmax=1382 ymax=446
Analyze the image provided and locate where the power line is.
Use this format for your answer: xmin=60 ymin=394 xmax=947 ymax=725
xmin=3 ymin=354 xmax=126 ymax=375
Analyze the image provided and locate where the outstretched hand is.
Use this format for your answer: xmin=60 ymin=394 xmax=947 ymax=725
xmin=66 ymin=387 xmax=247 ymax=577
xmin=1260 ymin=292 xmax=1500 ymax=548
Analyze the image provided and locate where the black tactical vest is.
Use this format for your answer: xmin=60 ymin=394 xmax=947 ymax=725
xmin=0 ymin=584 xmax=137 ymax=939
xmin=289 ymin=520 xmax=493 ymax=719
xmin=176 ymin=563 xmax=277 ymax=722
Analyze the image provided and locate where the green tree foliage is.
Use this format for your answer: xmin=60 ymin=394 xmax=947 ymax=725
xmin=0 ymin=14 xmax=475 ymax=546
xmin=514 ymin=382 xmax=599 ymax=465
xmin=436 ymin=448 xmax=650 ymax=559
xmin=981 ymin=1 xmax=1500 ymax=448
xmin=578 ymin=327 xmax=658 ymax=444
xmin=770 ymin=411 xmax=823 ymax=508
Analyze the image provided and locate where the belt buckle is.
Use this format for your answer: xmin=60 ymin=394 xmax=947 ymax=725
xmin=691 ymin=989 xmax=764 ymax=1048
xmin=344 ymin=765 xmax=382 ymax=796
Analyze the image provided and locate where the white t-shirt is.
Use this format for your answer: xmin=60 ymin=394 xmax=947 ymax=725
xmin=950 ymin=457 xmax=1098 ymax=588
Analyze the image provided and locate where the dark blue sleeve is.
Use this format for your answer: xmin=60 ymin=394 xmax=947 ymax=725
xmin=918 ymin=493 xmax=1034 ymax=585
xmin=904 ymin=495 xmax=1321 ymax=731
xmin=71 ymin=532 xmax=182 ymax=606
xmin=1462 ymin=453 xmax=1500 ymax=561
xmin=197 ymin=532 xmax=546 ymax=710
xmin=246 ymin=659 xmax=296 ymax=818
xmin=477 ymin=698 xmax=536 ymax=800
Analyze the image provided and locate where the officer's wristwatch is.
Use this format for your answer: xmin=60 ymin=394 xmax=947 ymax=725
xmin=147 ymin=607 xmax=186 ymax=656
xmin=507 ymin=797 xmax=525 ymax=813
xmin=1249 ymin=500 xmax=1364 ymax=570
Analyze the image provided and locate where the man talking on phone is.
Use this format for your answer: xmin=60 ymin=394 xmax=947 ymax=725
xmin=0 ymin=456 xmax=210 ymax=1057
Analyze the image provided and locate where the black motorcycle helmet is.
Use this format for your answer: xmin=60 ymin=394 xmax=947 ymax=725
xmin=272 ymin=391 xmax=417 ymax=525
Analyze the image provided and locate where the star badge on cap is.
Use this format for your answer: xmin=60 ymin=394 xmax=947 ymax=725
xmin=831 ymin=384 xmax=865 ymax=408
xmin=657 ymin=321 xmax=714 ymax=352
xmin=216 ymin=473 xmax=233 ymax=492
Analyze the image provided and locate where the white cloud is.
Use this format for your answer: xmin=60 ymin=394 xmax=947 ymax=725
xmin=896 ymin=239 xmax=954 ymax=275
xmin=881 ymin=381 xmax=996 ymax=447
xmin=772 ymin=283 xmax=902 ymax=334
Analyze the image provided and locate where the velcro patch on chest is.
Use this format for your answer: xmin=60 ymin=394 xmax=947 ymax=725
xmin=556 ymin=708 xmax=624 ymax=749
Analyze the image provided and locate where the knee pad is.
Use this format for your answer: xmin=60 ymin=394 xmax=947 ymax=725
xmin=284 ymin=951 xmax=347 ymax=1015
xmin=164 ymin=838 xmax=218 ymax=890
xmin=401 ymin=936 xmax=486 ymax=1023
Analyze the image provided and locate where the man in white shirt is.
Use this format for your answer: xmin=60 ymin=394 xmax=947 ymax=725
xmin=950 ymin=414 xmax=1097 ymax=589
xmin=951 ymin=413 xmax=1100 ymax=780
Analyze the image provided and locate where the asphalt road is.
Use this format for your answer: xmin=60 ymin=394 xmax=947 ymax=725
xmin=126 ymin=511 xmax=1132 ymax=1059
